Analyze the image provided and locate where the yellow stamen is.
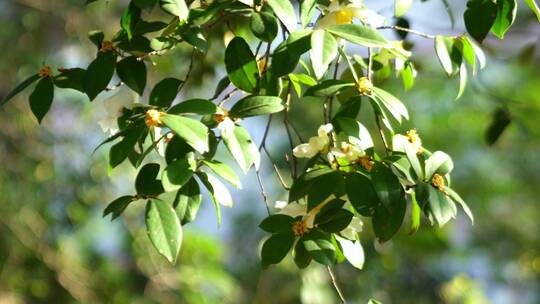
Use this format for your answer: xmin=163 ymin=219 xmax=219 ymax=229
xmin=431 ymin=173 xmax=446 ymax=193
xmin=100 ymin=41 xmax=115 ymax=53
xmin=39 ymin=66 xmax=52 ymax=78
xmin=292 ymin=220 xmax=310 ymax=237
xmin=145 ymin=109 xmax=164 ymax=127
xmin=357 ymin=155 xmax=373 ymax=172
xmin=357 ymin=77 xmax=373 ymax=96
xmin=335 ymin=10 xmax=354 ymax=25
xmin=406 ymin=129 xmax=421 ymax=144
xmin=213 ymin=109 xmax=229 ymax=124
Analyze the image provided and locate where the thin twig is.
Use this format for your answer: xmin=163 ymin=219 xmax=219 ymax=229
xmin=376 ymin=25 xmax=439 ymax=39
xmin=263 ymin=147 xmax=290 ymax=190
xmin=327 ymin=266 xmax=346 ymax=304
xmin=282 ymin=82 xmax=297 ymax=178
xmin=178 ymin=49 xmax=196 ymax=93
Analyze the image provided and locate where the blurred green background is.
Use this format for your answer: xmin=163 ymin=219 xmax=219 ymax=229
xmin=0 ymin=0 xmax=539 ymax=303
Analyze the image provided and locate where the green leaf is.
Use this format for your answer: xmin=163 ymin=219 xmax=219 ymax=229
xmin=293 ymin=240 xmax=312 ymax=268
xmin=318 ymin=209 xmax=353 ymax=233
xmin=149 ymin=78 xmax=181 ymax=108
xmin=400 ymin=61 xmax=416 ymax=91
xmin=346 ymin=172 xmax=379 ymax=216
xmin=326 ymin=24 xmax=389 ymax=47
xmin=1 ymin=74 xmax=40 ymax=106
xmin=303 ymin=80 xmax=355 ymax=97
xmin=145 ymin=199 xmax=182 ymax=263
xmin=88 ymin=30 xmax=104 ymax=49
xmin=300 ymin=0 xmax=317 ymax=28
xmin=136 ymin=163 xmax=165 ymax=196
xmin=259 ymin=214 xmax=295 ymax=233
xmin=459 ymin=37 xmax=477 ymax=72
xmin=261 ymin=232 xmax=295 ymax=267
xmin=103 ymin=195 xmax=135 ymax=220
xmin=446 ymin=187 xmax=474 ymax=224
xmin=202 ymin=173 xmax=233 ymax=207
xmin=160 ymin=114 xmax=209 ymax=153
xmin=181 ymin=27 xmax=208 ymax=53
xmin=270 ymin=29 xmax=312 ymax=77
xmin=310 ymin=29 xmax=338 ymax=80
xmin=84 ymin=51 xmax=116 ymax=101
xmin=29 ymin=77 xmax=54 ymax=123
xmin=116 ymin=56 xmax=146 ymax=95
xmin=174 ymin=178 xmax=202 ymax=224
xmin=371 ymin=87 xmax=409 ymax=122
xmin=162 ymin=158 xmax=195 ymax=192
xmin=54 ymin=68 xmax=86 ymax=92
xmin=486 ymin=107 xmax=511 ymax=145
xmin=336 ymin=236 xmax=364 ymax=269
xmin=168 ymin=98 xmax=219 ymax=115
xmin=302 ymin=230 xmax=336 ymax=265
xmin=109 ymin=126 xmax=145 ymax=168
xmin=203 ymin=160 xmax=242 ymax=189
xmin=266 ymin=0 xmax=297 ymax=32
xmin=120 ymin=2 xmax=141 ymax=40
xmin=371 ymin=162 xmax=403 ymax=211
xmin=409 ymin=191 xmax=421 ymax=234
xmin=395 ymin=0 xmax=413 ymax=17
xmin=435 ymin=35 xmax=455 ymax=76
xmin=222 ymin=125 xmax=260 ymax=173
xmin=491 ymin=0 xmax=517 ymax=39
xmin=307 ymin=171 xmax=345 ymax=211
xmin=456 ymin=63 xmax=468 ymax=100
xmin=225 ymin=37 xmax=259 ymax=93
xmin=250 ymin=11 xmax=278 ymax=42
xmin=524 ymin=0 xmax=540 ymax=22
xmin=464 ymin=0 xmax=498 ymax=43
xmin=229 ymin=95 xmax=284 ymax=118
xmin=426 ymin=186 xmax=457 ymax=226
xmin=159 ymin=0 xmax=189 ymax=20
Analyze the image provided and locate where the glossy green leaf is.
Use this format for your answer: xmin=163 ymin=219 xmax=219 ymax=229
xmin=303 ymin=80 xmax=355 ymax=97
xmin=293 ymin=240 xmax=312 ymax=268
xmin=302 ymin=230 xmax=336 ymax=265
xmin=168 ymin=99 xmax=219 ymax=115
xmin=88 ymin=30 xmax=104 ymax=49
xmin=524 ymin=0 xmax=540 ymax=22
xmin=266 ymin=0 xmax=297 ymax=32
xmin=318 ymin=209 xmax=353 ymax=233
xmin=446 ymin=187 xmax=474 ymax=224
xmin=395 ymin=0 xmax=413 ymax=17
xmin=225 ymin=37 xmax=259 ymax=93
xmin=326 ymin=24 xmax=389 ymax=47
xmin=491 ymin=0 xmax=517 ymax=39
xmin=425 ymin=151 xmax=454 ymax=179
xmin=54 ymin=68 xmax=86 ymax=92
xmin=310 ymin=29 xmax=338 ymax=79
xmin=160 ymin=114 xmax=209 ymax=153
xmin=409 ymin=191 xmax=421 ymax=235
xmin=464 ymin=0 xmax=497 ymax=43
xmin=270 ymin=29 xmax=312 ymax=77
xmin=159 ymin=0 xmax=189 ymax=20
xmin=1 ymin=74 xmax=40 ymax=106
xmin=103 ymin=195 xmax=135 ymax=220
xmin=229 ymin=95 xmax=284 ymax=118
xmin=84 ymin=51 xmax=116 ymax=101
xmin=174 ymin=178 xmax=202 ymax=225
xmin=300 ymin=0 xmax=317 ymax=28
xmin=145 ymin=199 xmax=182 ymax=263
xmin=203 ymin=160 xmax=241 ymax=189
xmin=401 ymin=62 xmax=416 ymax=90
xmin=426 ymin=186 xmax=457 ymax=226
xmin=456 ymin=63 xmax=468 ymax=100
xmin=205 ymin=173 xmax=233 ymax=207
xmin=116 ymin=56 xmax=146 ymax=95
xmin=109 ymin=126 xmax=145 ymax=168
xmin=435 ymin=35 xmax=455 ymax=76
xmin=307 ymin=171 xmax=345 ymax=211
xmin=162 ymin=158 xmax=194 ymax=192
xmin=250 ymin=11 xmax=278 ymax=42
xmin=336 ymin=236 xmax=364 ymax=269
xmin=259 ymin=214 xmax=295 ymax=233
xmin=222 ymin=125 xmax=260 ymax=173
xmin=346 ymin=172 xmax=379 ymax=216
xmin=371 ymin=162 xmax=403 ymax=211
xmin=372 ymin=197 xmax=406 ymax=242
xmin=136 ymin=163 xmax=165 ymax=196
xmin=371 ymin=87 xmax=409 ymax=122
xmin=120 ymin=2 xmax=141 ymax=40
xmin=261 ymin=232 xmax=295 ymax=267
xmin=29 ymin=77 xmax=54 ymax=123
xmin=149 ymin=78 xmax=181 ymax=107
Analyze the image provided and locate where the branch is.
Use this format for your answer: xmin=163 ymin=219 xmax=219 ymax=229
xmin=376 ymin=25 xmax=439 ymax=40
xmin=327 ymin=266 xmax=346 ymax=304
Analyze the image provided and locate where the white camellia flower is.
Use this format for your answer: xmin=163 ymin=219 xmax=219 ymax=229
xmin=327 ymin=141 xmax=366 ymax=164
xmin=293 ymin=123 xmax=333 ymax=158
xmin=97 ymin=87 xmax=137 ymax=135
xmin=314 ymin=0 xmax=386 ymax=30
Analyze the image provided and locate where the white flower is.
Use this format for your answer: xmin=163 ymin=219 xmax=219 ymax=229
xmin=217 ymin=116 xmax=236 ymax=137
xmin=97 ymin=87 xmax=137 ymax=135
xmin=314 ymin=0 xmax=386 ymax=30
xmin=328 ymin=141 xmax=366 ymax=164
xmin=293 ymin=123 xmax=333 ymax=158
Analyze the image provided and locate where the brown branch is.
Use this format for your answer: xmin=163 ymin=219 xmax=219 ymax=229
xmin=327 ymin=266 xmax=346 ymax=304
